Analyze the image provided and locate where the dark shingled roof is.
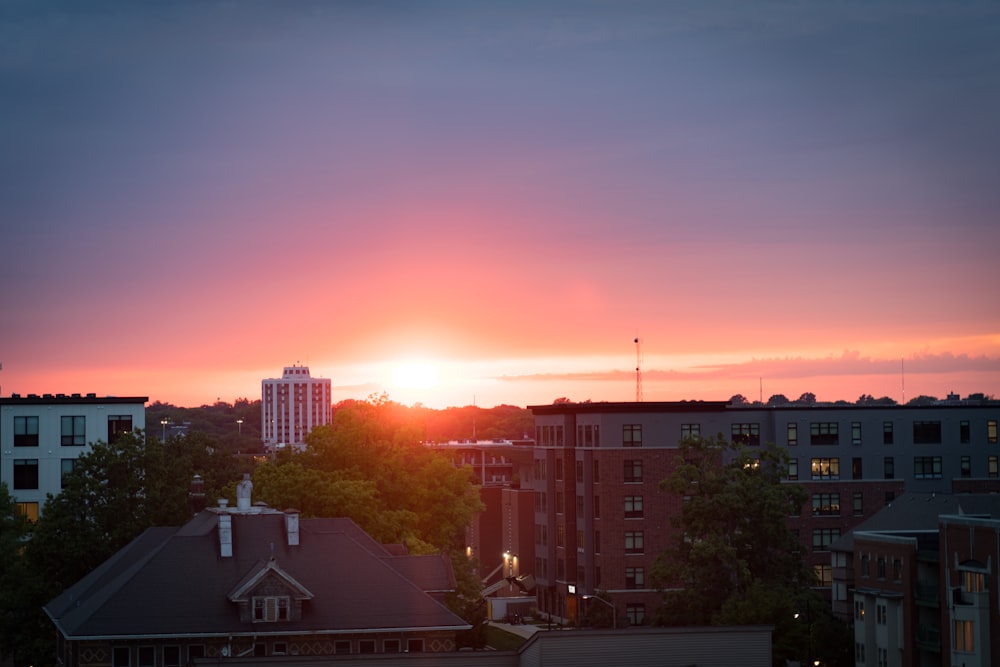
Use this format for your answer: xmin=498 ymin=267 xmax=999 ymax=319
xmin=45 ymin=510 xmax=469 ymax=640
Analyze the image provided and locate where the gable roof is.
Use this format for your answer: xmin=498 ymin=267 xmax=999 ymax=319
xmin=45 ymin=510 xmax=469 ymax=640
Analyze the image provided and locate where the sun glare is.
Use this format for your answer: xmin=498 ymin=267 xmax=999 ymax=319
xmin=392 ymin=362 xmax=440 ymax=390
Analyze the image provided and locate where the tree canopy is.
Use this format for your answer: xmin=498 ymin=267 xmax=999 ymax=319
xmin=652 ymin=434 xmax=809 ymax=625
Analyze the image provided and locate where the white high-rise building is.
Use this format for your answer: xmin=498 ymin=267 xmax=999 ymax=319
xmin=261 ymin=365 xmax=332 ymax=450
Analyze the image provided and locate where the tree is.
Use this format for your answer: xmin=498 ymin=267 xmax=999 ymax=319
xmin=766 ymin=394 xmax=790 ymax=406
xmin=796 ymin=392 xmax=817 ymax=406
xmin=652 ymin=434 xmax=809 ymax=628
xmin=0 ymin=484 xmax=38 ymax=666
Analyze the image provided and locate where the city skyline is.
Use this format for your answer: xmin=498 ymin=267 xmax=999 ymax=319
xmin=3 ymin=1 xmax=998 ymax=409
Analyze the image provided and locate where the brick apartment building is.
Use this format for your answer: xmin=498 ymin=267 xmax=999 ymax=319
xmin=526 ymin=399 xmax=1000 ymax=626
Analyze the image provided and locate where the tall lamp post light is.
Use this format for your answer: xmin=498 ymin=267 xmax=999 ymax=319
xmin=582 ymin=594 xmax=616 ymax=629
xmin=236 ymin=418 xmax=244 ymax=434
xmin=160 ymin=419 xmax=169 ymax=442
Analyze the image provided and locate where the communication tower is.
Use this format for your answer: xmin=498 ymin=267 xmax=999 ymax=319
xmin=634 ymin=336 xmax=643 ymax=402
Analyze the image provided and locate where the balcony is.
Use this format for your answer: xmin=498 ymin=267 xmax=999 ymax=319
xmin=914 ymin=581 xmax=940 ymax=606
xmin=915 ymin=624 xmax=941 ymax=653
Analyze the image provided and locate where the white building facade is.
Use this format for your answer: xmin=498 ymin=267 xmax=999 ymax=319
xmin=261 ymin=365 xmax=332 ymax=450
xmin=0 ymin=393 xmax=147 ymax=520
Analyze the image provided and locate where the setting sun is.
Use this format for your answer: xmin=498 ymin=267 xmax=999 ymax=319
xmin=393 ymin=362 xmax=440 ymax=390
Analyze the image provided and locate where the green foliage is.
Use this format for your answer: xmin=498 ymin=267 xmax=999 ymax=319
xmin=652 ymin=434 xmax=809 ymax=627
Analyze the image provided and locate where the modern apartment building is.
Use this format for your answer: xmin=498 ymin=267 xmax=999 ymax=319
xmin=834 ymin=493 xmax=1000 ymax=667
xmin=261 ymin=365 xmax=331 ymax=451
xmin=0 ymin=393 xmax=147 ymax=520
xmin=527 ymin=399 xmax=1000 ymax=626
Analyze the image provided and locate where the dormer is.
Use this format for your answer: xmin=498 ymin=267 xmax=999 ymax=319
xmin=228 ymin=559 xmax=314 ymax=624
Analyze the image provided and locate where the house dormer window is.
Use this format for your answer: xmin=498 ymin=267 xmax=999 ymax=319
xmin=253 ymin=596 xmax=289 ymax=622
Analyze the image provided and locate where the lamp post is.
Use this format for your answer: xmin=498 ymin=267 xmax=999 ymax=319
xmin=160 ymin=419 xmax=169 ymax=442
xmin=236 ymin=418 xmax=243 ymax=434
xmin=582 ymin=594 xmax=616 ymax=629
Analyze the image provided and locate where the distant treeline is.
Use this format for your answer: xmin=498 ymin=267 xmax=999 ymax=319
xmin=146 ymin=397 xmax=535 ymax=451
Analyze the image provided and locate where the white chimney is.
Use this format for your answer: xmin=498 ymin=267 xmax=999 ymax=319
xmin=236 ymin=473 xmax=253 ymax=511
xmin=219 ymin=514 xmax=233 ymax=558
xmin=285 ymin=510 xmax=300 ymax=546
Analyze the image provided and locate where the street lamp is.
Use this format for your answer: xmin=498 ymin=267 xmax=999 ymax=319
xmin=236 ymin=418 xmax=244 ymax=434
xmin=160 ymin=419 xmax=169 ymax=442
xmin=582 ymin=594 xmax=616 ymax=629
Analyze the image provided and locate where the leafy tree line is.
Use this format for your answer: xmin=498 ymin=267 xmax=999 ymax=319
xmin=146 ymin=396 xmax=536 ymax=452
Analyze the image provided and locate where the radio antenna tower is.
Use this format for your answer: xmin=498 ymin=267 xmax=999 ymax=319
xmin=634 ymin=335 xmax=643 ymax=402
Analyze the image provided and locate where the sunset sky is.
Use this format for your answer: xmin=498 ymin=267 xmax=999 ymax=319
xmin=2 ymin=1 xmax=999 ymax=409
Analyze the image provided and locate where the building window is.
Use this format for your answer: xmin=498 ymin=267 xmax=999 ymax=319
xmin=358 ymin=640 xmax=376 ymax=654
xmin=137 ymin=647 xmax=154 ymax=667
xmin=576 ymin=495 xmax=584 ymax=515
xmin=162 ymin=647 xmax=181 ymax=667
xmin=883 ymin=456 xmax=894 ymax=479
xmin=624 ymin=459 xmax=642 ymax=483
xmin=893 ymin=559 xmax=902 ymax=581
xmin=623 ymin=424 xmax=642 ymax=447
xmin=15 ymin=502 xmax=39 ymax=523
xmin=989 ymin=420 xmax=998 ymax=444
xmin=407 ymin=639 xmax=424 ymax=653
xmin=963 ymin=570 xmax=985 ymax=593
xmin=814 ymin=563 xmax=832 ymax=586
xmin=810 ymin=458 xmax=840 ymax=480
xmin=786 ymin=423 xmax=798 ymax=446
xmin=861 ymin=554 xmax=870 ymax=578
xmin=61 ymin=459 xmax=79 ymax=488
xmin=852 ymin=457 xmax=863 ymax=480
xmin=334 ymin=641 xmax=351 ymax=654
xmin=13 ymin=416 xmax=39 ymax=446
xmin=912 ymin=420 xmax=942 ymax=444
xmin=854 ymin=599 xmax=865 ymax=620
xmin=593 ymin=460 xmax=600 ymax=483
xmin=960 ymin=420 xmax=971 ymax=444
xmin=681 ymin=423 xmax=700 ymax=440
xmin=594 ymin=530 xmax=601 ymax=554
xmin=61 ymin=416 xmax=86 ymax=446
xmin=913 ymin=456 xmax=942 ymax=479
xmin=812 ymin=528 xmax=840 ymax=552
xmin=960 ymin=456 xmax=971 ymax=478
xmin=990 ymin=456 xmax=999 ymax=478
xmin=731 ymin=423 xmax=760 ymax=446
xmin=954 ymin=620 xmax=974 ymax=652
xmin=851 ymin=422 xmax=862 ymax=445
xmin=626 ymin=603 xmax=646 ymax=625
xmin=187 ymin=646 xmax=204 ymax=664
xmin=855 ymin=642 xmax=865 ymax=664
xmin=252 ymin=596 xmax=289 ymax=622
xmin=787 ymin=459 xmax=798 ymax=481
xmin=625 ymin=566 xmax=645 ymax=589
xmin=624 ymin=531 xmax=644 ymax=554
xmin=555 ymin=458 xmax=563 ymax=480
xmin=876 ymin=557 xmax=886 ymax=579
xmin=883 ymin=421 xmax=893 ymax=445
xmin=810 ymin=422 xmax=839 ymax=445
xmin=811 ymin=493 xmax=840 ymax=516
xmin=13 ymin=459 xmax=39 ymax=490
xmin=576 ymin=460 xmax=584 ymax=483
xmin=108 ymin=415 xmax=133 ymax=444
xmin=557 ymin=524 xmax=565 ymax=547
xmin=624 ymin=495 xmax=643 ymax=519
xmin=576 ymin=529 xmax=585 ymax=549
xmin=384 ymin=639 xmax=401 ymax=653
xmin=113 ymin=647 xmax=130 ymax=667
xmin=593 ymin=495 xmax=600 ymax=519
xmin=556 ymin=492 xmax=564 ymax=514
xmin=852 ymin=492 xmax=863 ymax=516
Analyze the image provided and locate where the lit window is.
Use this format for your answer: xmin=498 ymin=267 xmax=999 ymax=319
xmin=989 ymin=420 xmax=998 ymax=444
xmin=732 ymin=423 xmax=760 ymax=446
xmin=954 ymin=619 xmax=974 ymax=652
xmin=810 ymin=458 xmax=840 ymax=480
xmin=811 ymin=493 xmax=840 ymax=516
